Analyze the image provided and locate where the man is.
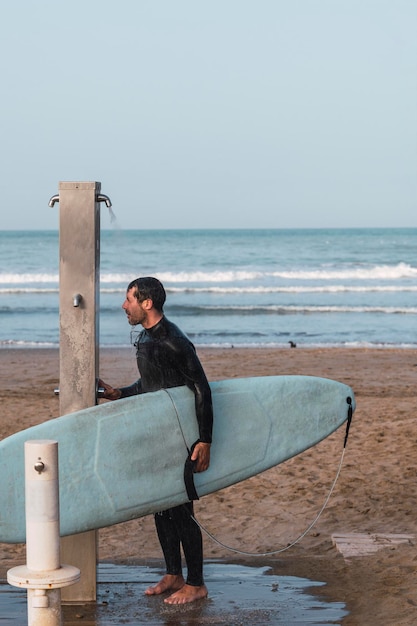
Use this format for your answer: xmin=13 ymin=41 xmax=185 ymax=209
xmin=99 ymin=277 xmax=213 ymax=605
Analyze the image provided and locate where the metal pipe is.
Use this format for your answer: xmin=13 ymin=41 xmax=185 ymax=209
xmin=96 ymin=193 xmax=112 ymax=208
xmin=54 ymin=386 xmax=106 ymax=399
xmin=51 ymin=192 xmax=113 ymax=208
xmin=73 ymin=293 xmax=82 ymax=307
xmin=48 ymin=194 xmax=60 ymax=207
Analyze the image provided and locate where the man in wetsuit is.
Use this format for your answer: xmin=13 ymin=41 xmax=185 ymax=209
xmin=99 ymin=277 xmax=213 ymax=605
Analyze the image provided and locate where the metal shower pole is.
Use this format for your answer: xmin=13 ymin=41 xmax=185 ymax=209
xmin=49 ymin=181 xmax=112 ymax=602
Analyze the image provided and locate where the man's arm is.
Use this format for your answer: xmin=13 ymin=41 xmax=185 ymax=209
xmin=167 ymin=338 xmax=213 ymax=472
xmin=98 ymin=378 xmax=142 ymax=400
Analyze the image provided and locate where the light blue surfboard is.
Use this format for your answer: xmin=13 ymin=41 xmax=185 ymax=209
xmin=0 ymin=375 xmax=355 ymax=543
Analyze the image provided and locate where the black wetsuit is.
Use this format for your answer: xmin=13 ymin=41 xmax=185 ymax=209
xmin=119 ymin=316 xmax=213 ymax=586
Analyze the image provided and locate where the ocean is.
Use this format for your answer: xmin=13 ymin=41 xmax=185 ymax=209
xmin=0 ymin=228 xmax=416 ymax=349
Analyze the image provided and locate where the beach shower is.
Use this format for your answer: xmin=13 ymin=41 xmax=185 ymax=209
xmin=48 ymin=181 xmax=112 ymax=603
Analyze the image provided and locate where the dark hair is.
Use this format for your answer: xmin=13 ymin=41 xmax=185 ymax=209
xmin=128 ymin=277 xmax=166 ymax=312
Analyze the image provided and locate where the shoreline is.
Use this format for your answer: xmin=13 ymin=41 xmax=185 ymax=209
xmin=1 ymin=346 xmax=417 ymax=625
xmin=2 ymin=342 xmax=417 ymax=350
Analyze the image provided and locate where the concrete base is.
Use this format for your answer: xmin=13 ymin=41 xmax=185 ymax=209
xmin=332 ymin=532 xmax=414 ymax=559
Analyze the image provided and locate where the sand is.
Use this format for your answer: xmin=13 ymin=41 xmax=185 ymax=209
xmin=1 ymin=346 xmax=417 ymax=625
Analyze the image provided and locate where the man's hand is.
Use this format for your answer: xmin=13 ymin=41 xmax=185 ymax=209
xmin=191 ymin=442 xmax=211 ymax=473
xmin=98 ymin=378 xmax=122 ymax=401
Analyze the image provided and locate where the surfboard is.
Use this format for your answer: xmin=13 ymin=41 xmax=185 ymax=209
xmin=0 ymin=375 xmax=355 ymax=543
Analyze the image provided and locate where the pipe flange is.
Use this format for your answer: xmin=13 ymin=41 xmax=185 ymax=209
xmin=7 ymin=564 xmax=80 ymax=589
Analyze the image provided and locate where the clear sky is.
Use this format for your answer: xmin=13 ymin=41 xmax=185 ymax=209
xmin=1 ymin=1 xmax=416 ymax=230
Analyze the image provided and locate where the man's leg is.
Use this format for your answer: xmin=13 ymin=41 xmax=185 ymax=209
xmin=163 ymin=503 xmax=208 ymax=604
xmin=145 ymin=510 xmax=185 ymax=596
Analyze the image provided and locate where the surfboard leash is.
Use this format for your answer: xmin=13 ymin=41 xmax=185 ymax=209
xmin=344 ymin=395 xmax=353 ymax=448
xmin=162 ymin=388 xmax=201 ymax=501
xmin=189 ymin=396 xmax=354 ymax=557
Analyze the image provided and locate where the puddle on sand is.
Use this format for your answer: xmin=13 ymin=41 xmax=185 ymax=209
xmin=1 ymin=561 xmax=347 ymax=625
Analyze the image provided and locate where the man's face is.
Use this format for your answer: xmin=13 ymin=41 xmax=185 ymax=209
xmin=122 ymin=287 xmax=149 ymax=327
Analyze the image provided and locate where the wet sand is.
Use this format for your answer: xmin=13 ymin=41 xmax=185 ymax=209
xmin=1 ymin=346 xmax=417 ymax=625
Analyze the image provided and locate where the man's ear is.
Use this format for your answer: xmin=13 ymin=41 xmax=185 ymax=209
xmin=142 ymin=298 xmax=153 ymax=311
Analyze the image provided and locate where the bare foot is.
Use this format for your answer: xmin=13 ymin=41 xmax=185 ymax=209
xmin=144 ymin=574 xmax=185 ymax=596
xmin=164 ymin=583 xmax=208 ymax=605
